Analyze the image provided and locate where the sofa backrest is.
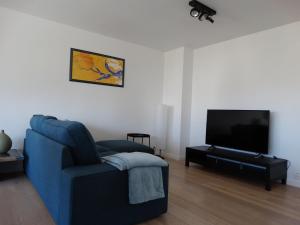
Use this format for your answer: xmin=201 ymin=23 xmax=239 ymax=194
xmin=30 ymin=115 xmax=98 ymax=165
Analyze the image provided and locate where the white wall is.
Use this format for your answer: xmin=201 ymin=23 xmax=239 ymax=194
xmin=180 ymin=48 xmax=193 ymax=159
xmin=190 ymin=21 xmax=300 ymax=187
xmin=162 ymin=47 xmax=193 ymax=159
xmin=0 ymin=7 xmax=164 ymax=148
xmin=162 ymin=48 xmax=184 ymax=159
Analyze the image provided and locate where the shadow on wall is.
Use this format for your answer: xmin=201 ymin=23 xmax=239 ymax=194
xmin=87 ymin=125 xmax=125 ymax=141
xmin=154 ymin=105 xmax=171 ymax=152
xmin=164 ymin=105 xmax=177 ymax=154
xmin=87 ymin=124 xmax=159 ymax=148
xmin=87 ymin=111 xmax=169 ymax=149
xmin=267 ymin=111 xmax=274 ymax=154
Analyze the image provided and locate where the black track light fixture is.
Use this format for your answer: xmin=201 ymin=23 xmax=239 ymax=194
xmin=189 ymin=0 xmax=216 ymax=24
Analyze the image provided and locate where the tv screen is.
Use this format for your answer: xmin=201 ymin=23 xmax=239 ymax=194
xmin=205 ymin=110 xmax=270 ymax=154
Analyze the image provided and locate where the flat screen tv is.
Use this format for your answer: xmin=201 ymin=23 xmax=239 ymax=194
xmin=205 ymin=110 xmax=270 ymax=154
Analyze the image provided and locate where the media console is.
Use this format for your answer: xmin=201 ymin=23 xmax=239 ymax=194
xmin=185 ymin=146 xmax=288 ymax=191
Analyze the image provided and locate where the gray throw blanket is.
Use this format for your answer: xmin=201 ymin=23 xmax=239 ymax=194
xmin=101 ymin=152 xmax=168 ymax=204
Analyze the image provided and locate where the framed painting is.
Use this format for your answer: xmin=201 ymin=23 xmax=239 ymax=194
xmin=69 ymin=48 xmax=125 ymax=87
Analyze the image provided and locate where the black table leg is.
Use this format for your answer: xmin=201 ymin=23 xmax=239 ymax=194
xmin=265 ymin=181 xmax=272 ymax=191
xmin=126 ymin=133 xmax=151 ymax=148
xmin=185 ymin=156 xmax=190 ymax=167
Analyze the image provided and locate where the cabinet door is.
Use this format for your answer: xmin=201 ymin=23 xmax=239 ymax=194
xmin=241 ymin=163 xmax=266 ymax=180
xmin=207 ymin=156 xmax=241 ymax=172
xmin=188 ymin=150 xmax=207 ymax=164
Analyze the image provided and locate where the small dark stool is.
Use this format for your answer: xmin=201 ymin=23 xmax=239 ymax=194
xmin=127 ymin=133 xmax=151 ymax=148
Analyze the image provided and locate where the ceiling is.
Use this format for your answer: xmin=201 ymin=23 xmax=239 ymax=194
xmin=1 ymin=0 xmax=300 ymax=51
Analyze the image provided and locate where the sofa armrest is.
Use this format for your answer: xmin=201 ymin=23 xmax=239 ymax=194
xmin=58 ymin=163 xmax=169 ymax=225
xmin=59 ymin=163 xmax=129 ymax=225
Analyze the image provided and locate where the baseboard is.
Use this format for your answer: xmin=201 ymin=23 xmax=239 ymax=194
xmin=287 ymin=178 xmax=300 ymax=188
xmin=164 ymin=151 xmax=181 ymax=160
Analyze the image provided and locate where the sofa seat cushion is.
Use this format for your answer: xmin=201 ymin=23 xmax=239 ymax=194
xmin=30 ymin=115 xmax=98 ymax=165
xmin=95 ymin=144 xmax=117 ymax=158
xmin=95 ymin=140 xmax=154 ymax=154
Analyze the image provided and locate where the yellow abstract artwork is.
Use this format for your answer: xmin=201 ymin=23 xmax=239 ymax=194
xmin=70 ymin=48 xmax=125 ymax=87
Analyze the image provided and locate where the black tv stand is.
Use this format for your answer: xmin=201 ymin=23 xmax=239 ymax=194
xmin=185 ymin=146 xmax=288 ymax=191
xmin=207 ymin=145 xmax=215 ymax=151
xmin=253 ymin=153 xmax=264 ymax=159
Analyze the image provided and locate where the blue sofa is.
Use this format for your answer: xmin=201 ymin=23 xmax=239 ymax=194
xmin=24 ymin=115 xmax=168 ymax=225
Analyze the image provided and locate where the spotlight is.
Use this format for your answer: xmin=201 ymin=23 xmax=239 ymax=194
xmin=205 ymin=15 xmax=214 ymax=24
xmin=190 ymin=8 xmax=200 ymax=17
xmin=198 ymin=13 xmax=206 ymax=21
xmin=189 ymin=0 xmax=216 ymax=24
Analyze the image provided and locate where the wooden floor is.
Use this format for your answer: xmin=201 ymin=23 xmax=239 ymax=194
xmin=1 ymin=159 xmax=300 ymax=225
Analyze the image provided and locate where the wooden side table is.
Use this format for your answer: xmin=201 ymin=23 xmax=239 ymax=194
xmin=127 ymin=133 xmax=151 ymax=148
xmin=0 ymin=149 xmax=24 ymax=176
